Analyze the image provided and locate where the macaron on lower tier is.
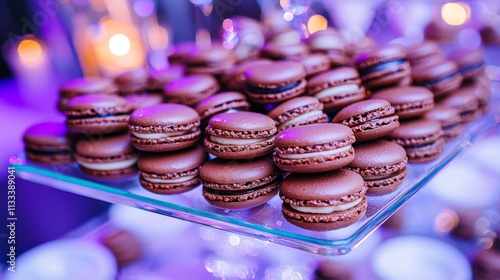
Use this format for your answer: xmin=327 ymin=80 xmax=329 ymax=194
xmin=273 ymin=123 xmax=355 ymax=173
xmin=345 ymin=140 xmax=408 ymax=196
xmin=388 ymin=119 xmax=445 ymax=163
xmin=423 ymin=106 xmax=463 ymax=140
xmin=306 ymin=67 xmax=367 ymax=112
xmin=244 ymin=61 xmax=307 ymax=104
xmin=280 ymin=169 xmax=367 ymax=231
xmin=23 ymin=122 xmax=75 ymax=164
xmin=58 ymin=77 xmax=118 ymax=111
xmin=411 ymin=60 xmax=463 ymax=97
xmin=406 ymin=40 xmax=443 ymax=68
xmin=355 ymin=45 xmax=411 ymax=90
xmin=438 ymin=86 xmax=480 ymax=123
xmin=75 ymin=132 xmax=138 ymax=178
xmin=204 ymin=111 xmax=277 ymax=159
xmin=101 ymin=229 xmax=142 ymax=267
xmin=332 ymin=99 xmax=400 ymax=142
xmin=267 ymin=96 xmax=328 ymax=132
xmin=200 ymin=157 xmax=282 ymax=209
xmin=114 ymin=68 xmax=149 ymax=95
xmin=138 ymin=144 xmax=207 ymax=194
xmin=307 ymin=28 xmax=351 ymax=67
xmin=63 ymin=94 xmax=132 ymax=134
xmin=128 ymin=104 xmax=201 ymax=152
xmin=146 ymin=65 xmax=185 ymax=93
xmin=370 ymin=86 xmax=434 ymax=119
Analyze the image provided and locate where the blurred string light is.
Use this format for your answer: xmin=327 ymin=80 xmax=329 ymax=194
xmin=108 ymin=34 xmax=130 ymax=56
xmin=221 ymin=18 xmax=238 ymax=49
xmin=17 ymin=37 xmax=46 ymax=68
xmin=441 ymin=2 xmax=471 ymax=26
xmin=434 ymin=209 xmax=459 ymax=233
xmin=307 ymin=14 xmax=328 ymax=34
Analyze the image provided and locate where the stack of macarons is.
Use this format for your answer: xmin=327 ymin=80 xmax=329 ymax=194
xmin=20 ymin=17 xmax=493 ymax=234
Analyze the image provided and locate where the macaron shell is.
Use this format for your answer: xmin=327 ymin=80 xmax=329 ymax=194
xmin=411 ymin=60 xmax=463 ymax=96
xmin=138 ymin=144 xmax=207 ymax=174
xmin=406 ymin=41 xmax=442 ymax=67
xmin=449 ymin=48 xmax=485 ymax=80
xmin=129 ymin=103 xmax=200 ymax=128
xmin=267 ymin=96 xmax=328 ymax=130
xmin=363 ymin=168 xmax=407 ymax=196
xmin=275 ymin=123 xmax=353 ymax=147
xmin=405 ymin=138 xmax=445 ymax=163
xmin=132 ymin=129 xmax=201 ymax=152
xmin=185 ymin=46 xmax=236 ymax=75
xmin=423 ymin=106 xmax=463 ymax=140
xmin=282 ymin=196 xmax=367 ymax=231
xmin=370 ymin=86 xmax=434 ymax=119
xmin=261 ymin=43 xmax=310 ymax=60
xmin=25 ymin=150 xmax=73 ymax=165
xmin=204 ymin=137 xmax=275 ymax=160
xmin=389 ymin=119 xmax=443 ymax=145
xmin=203 ymin=183 xmax=280 ymax=210
xmin=140 ymin=176 xmax=200 ymax=195
xmin=293 ymin=53 xmax=331 ymax=77
xmin=147 ymin=65 xmax=185 ymax=91
xmin=245 ymin=61 xmax=306 ymax=87
xmin=80 ymin=165 xmax=137 ymax=179
xmin=163 ymin=74 xmax=219 ymax=106
xmin=66 ymin=115 xmax=130 ymax=134
xmin=438 ymin=87 xmax=480 ymax=123
xmin=207 ymin=111 xmax=276 ymax=134
xmin=23 ymin=122 xmax=73 ymax=150
xmin=195 ymin=92 xmax=250 ymax=120
xmin=59 ymin=77 xmax=118 ymax=98
xmin=76 ymin=133 xmax=135 ymax=158
xmin=64 ymin=94 xmax=130 ymax=115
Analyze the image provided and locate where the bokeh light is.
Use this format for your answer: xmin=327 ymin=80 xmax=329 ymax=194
xmin=17 ymin=38 xmax=45 ymax=68
xmin=108 ymin=34 xmax=130 ymax=56
xmin=283 ymin=12 xmax=294 ymax=21
xmin=441 ymin=2 xmax=471 ymax=26
xmin=307 ymin=14 xmax=328 ymax=34
xmin=434 ymin=209 xmax=459 ymax=233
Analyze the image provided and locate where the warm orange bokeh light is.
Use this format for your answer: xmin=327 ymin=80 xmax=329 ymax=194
xmin=307 ymin=14 xmax=328 ymax=34
xmin=18 ymin=39 xmax=45 ymax=67
xmin=441 ymin=2 xmax=471 ymax=26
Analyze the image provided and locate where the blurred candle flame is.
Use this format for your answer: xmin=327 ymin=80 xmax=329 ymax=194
xmin=441 ymin=2 xmax=471 ymax=26
xmin=17 ymin=38 xmax=45 ymax=68
xmin=108 ymin=33 xmax=130 ymax=56
xmin=307 ymin=14 xmax=328 ymax=34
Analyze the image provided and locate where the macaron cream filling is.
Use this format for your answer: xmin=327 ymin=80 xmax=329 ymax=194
xmin=278 ymin=110 xmax=325 ymax=129
xmin=210 ymin=135 xmax=274 ymax=145
xmin=246 ymin=80 xmax=302 ymax=94
xmin=314 ymin=84 xmax=360 ymax=99
xmin=290 ymin=197 xmax=363 ymax=214
xmin=358 ymin=58 xmax=407 ymax=76
xmin=416 ymin=71 xmax=461 ymax=87
xmin=132 ymin=128 xmax=197 ymax=139
xmin=278 ymin=145 xmax=352 ymax=159
xmin=77 ymin=156 xmax=138 ymax=171
xmin=143 ymin=174 xmax=197 ymax=184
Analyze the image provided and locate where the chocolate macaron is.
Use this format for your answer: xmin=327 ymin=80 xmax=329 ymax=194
xmin=280 ymin=169 xmax=367 ymax=231
xmin=261 ymin=43 xmax=310 ymax=60
xmin=370 ymin=86 xmax=434 ymax=119
xmin=438 ymin=86 xmax=480 ymax=123
xmin=423 ymin=105 xmax=463 ymax=140
xmin=146 ymin=65 xmax=185 ymax=93
xmin=244 ymin=60 xmax=307 ymax=104
xmin=307 ymin=28 xmax=351 ymax=67
xmin=292 ymin=53 xmax=331 ymax=78
xmin=195 ymin=91 xmax=251 ymax=124
xmin=200 ymin=157 xmax=282 ymax=209
xmin=345 ymin=140 xmax=408 ymax=196
xmin=406 ymin=40 xmax=443 ymax=67
xmin=23 ymin=122 xmax=74 ymax=164
xmin=411 ymin=60 xmax=463 ymax=96
xmin=58 ymin=77 xmax=118 ymax=111
xmin=63 ymin=94 xmax=132 ymax=134
xmin=449 ymin=48 xmax=486 ymax=81
xmin=306 ymin=67 xmax=367 ymax=112
xmin=114 ymin=68 xmax=149 ymax=95
xmin=163 ymin=74 xmax=219 ymax=106
xmin=267 ymin=96 xmax=328 ymax=132
xmin=138 ymin=144 xmax=207 ymax=194
xmin=128 ymin=104 xmax=201 ymax=152
xmin=204 ymin=111 xmax=277 ymax=159
xmin=355 ymin=45 xmax=411 ymax=90
xmin=388 ymin=119 xmax=445 ymax=163
xmin=75 ymin=132 xmax=138 ymax=178
xmin=332 ymin=99 xmax=400 ymax=142
xmin=125 ymin=93 xmax=164 ymax=111
xmin=273 ymin=123 xmax=355 ymax=173
xmin=221 ymin=59 xmax=272 ymax=91
xmin=101 ymin=229 xmax=142 ymax=267
xmin=185 ymin=45 xmax=237 ymax=76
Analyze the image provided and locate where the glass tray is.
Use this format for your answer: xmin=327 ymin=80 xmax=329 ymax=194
xmin=11 ymin=91 xmax=500 ymax=256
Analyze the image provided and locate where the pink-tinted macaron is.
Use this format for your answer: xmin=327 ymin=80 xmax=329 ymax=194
xmin=370 ymin=86 xmax=434 ymax=119
xmin=163 ymin=74 xmax=219 ymax=106
xmin=273 ymin=123 xmax=355 ymax=173
xmin=466 ymin=83 xmax=491 ymax=113
xmin=138 ymin=144 xmax=207 ymax=194
xmin=449 ymin=48 xmax=486 ymax=81
xmin=146 ymin=65 xmax=185 ymax=93
xmin=63 ymin=94 xmax=132 ymax=134
xmin=195 ymin=91 xmax=251 ymax=123
xmin=128 ymin=104 xmax=201 ymax=152
xmin=292 ymin=53 xmax=331 ymax=78
xmin=306 ymin=67 xmax=367 ymax=112
xmin=348 ymin=36 xmax=377 ymax=58
xmin=411 ymin=60 xmax=463 ymax=96
xmin=308 ymin=28 xmax=351 ymax=67
xmin=220 ymin=58 xmax=272 ymax=91
xmin=345 ymin=140 xmax=408 ymax=196
xmin=332 ymin=99 xmax=400 ymax=142
xmin=185 ymin=45 xmax=237 ymax=76
xmin=167 ymin=41 xmax=198 ymax=65
xmin=424 ymin=20 xmax=459 ymax=43
xmin=114 ymin=68 xmax=149 ymax=94
xmin=58 ymin=77 xmax=118 ymax=111
xmin=280 ymin=169 xmax=367 ymax=231
xmin=423 ymin=105 xmax=463 ymax=140
xmin=75 ymin=132 xmax=138 ymax=178
xmin=204 ymin=111 xmax=277 ymax=159
xmin=23 ymin=122 xmax=75 ymax=164
xmin=355 ymin=45 xmax=411 ymax=90
xmin=261 ymin=43 xmax=310 ymax=60
xmin=125 ymin=93 xmax=164 ymax=111
xmin=200 ymin=157 xmax=282 ymax=209
xmin=244 ymin=61 xmax=307 ymax=104
xmin=101 ymin=229 xmax=142 ymax=267
xmin=267 ymin=96 xmax=328 ymax=132
xmin=406 ymin=40 xmax=443 ymax=67
xmin=438 ymin=86 xmax=480 ymax=123
xmin=388 ymin=119 xmax=445 ymax=163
